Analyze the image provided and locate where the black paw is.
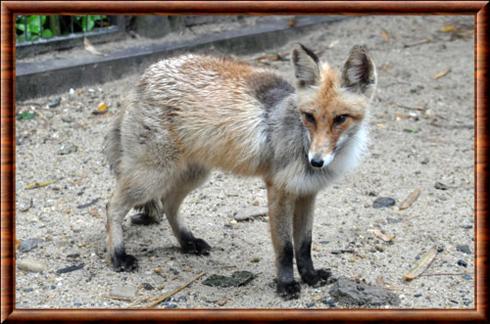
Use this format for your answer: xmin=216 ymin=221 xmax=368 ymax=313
xmin=181 ymin=238 xmax=211 ymax=256
xmin=112 ymin=253 xmax=138 ymax=272
xmin=277 ymin=280 xmax=301 ymax=300
xmin=301 ymin=268 xmax=334 ymax=287
xmin=131 ymin=213 xmax=158 ymax=225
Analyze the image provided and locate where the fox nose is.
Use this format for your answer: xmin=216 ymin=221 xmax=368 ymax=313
xmin=310 ymin=158 xmax=324 ymax=168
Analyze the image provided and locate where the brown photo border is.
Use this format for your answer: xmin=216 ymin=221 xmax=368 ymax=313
xmin=1 ymin=1 xmax=488 ymax=322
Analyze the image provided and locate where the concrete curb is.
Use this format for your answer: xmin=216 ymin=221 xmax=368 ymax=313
xmin=16 ymin=16 xmax=344 ymax=101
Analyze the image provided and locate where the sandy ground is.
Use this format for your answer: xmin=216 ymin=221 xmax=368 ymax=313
xmin=15 ymin=16 xmax=475 ymax=309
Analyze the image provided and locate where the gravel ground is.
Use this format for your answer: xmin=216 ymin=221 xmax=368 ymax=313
xmin=15 ymin=16 xmax=474 ymax=309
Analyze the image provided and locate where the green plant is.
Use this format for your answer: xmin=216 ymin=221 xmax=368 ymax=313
xmin=16 ymin=16 xmax=53 ymax=42
xmin=75 ymin=15 xmax=105 ymax=32
xmin=16 ymin=15 xmax=109 ymax=43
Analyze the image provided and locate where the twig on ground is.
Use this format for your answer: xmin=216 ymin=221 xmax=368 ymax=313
xmin=430 ymin=121 xmax=473 ymax=130
xmin=143 ymin=272 xmax=206 ymax=308
xmin=395 ymin=103 xmax=427 ymax=111
xmin=403 ymin=38 xmax=432 ymax=48
xmin=331 ymin=249 xmax=355 ymax=255
xmin=403 ymin=247 xmax=438 ymax=281
xmin=420 ymin=272 xmax=468 ymax=277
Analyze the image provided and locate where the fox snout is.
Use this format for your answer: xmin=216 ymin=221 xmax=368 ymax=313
xmin=308 ymin=150 xmax=335 ymax=169
xmin=307 ymin=132 xmax=336 ymax=168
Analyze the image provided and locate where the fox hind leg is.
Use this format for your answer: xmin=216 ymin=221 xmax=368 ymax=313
xmin=106 ymin=167 xmax=175 ymax=272
xmin=163 ymin=165 xmax=211 ymax=255
xmin=106 ymin=184 xmax=140 ymax=272
xmin=131 ymin=200 xmax=162 ymax=225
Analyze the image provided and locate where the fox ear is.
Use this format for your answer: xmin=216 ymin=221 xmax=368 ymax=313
xmin=341 ymin=45 xmax=377 ymax=96
xmin=291 ymin=43 xmax=320 ymax=87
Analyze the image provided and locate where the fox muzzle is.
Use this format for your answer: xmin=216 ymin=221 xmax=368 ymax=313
xmin=308 ymin=152 xmax=335 ymax=169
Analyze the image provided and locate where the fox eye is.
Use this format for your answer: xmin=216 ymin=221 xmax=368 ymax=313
xmin=333 ymin=114 xmax=349 ymax=125
xmin=302 ymin=112 xmax=315 ymax=124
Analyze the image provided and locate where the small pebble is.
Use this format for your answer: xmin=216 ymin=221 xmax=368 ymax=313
xmin=456 ymin=244 xmax=471 ymax=255
xmin=18 ymin=199 xmax=33 ymax=213
xmin=457 ymin=260 xmax=468 ymax=267
xmin=109 ymin=285 xmax=137 ymax=301
xmin=434 ymin=182 xmax=448 ymax=190
xmin=306 ymin=302 xmax=316 ymax=308
xmin=48 ymin=97 xmax=61 ymax=108
xmin=142 ymin=283 xmax=154 ymax=291
xmin=372 ymin=197 xmax=396 ymax=208
xmin=174 ymin=295 xmax=187 ymax=302
xmin=216 ymin=298 xmax=228 ymax=306
xmin=322 ymin=298 xmax=336 ymax=307
xmin=162 ymin=301 xmax=178 ymax=309
xmin=19 ymin=238 xmax=41 ymax=253
xmin=414 ymin=293 xmax=422 ymax=298
xmin=17 ymin=259 xmax=46 ymax=273
xmin=66 ymin=253 xmax=81 ymax=259
xmin=463 ymin=274 xmax=472 ymax=281
xmin=58 ymin=143 xmax=78 ymax=155
xmin=61 ymin=116 xmax=74 ymax=123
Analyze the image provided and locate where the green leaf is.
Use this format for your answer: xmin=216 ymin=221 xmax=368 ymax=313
xmin=17 ymin=111 xmax=36 ymax=121
xmin=27 ymin=18 xmax=40 ymax=34
xmin=87 ymin=17 xmax=95 ymax=31
xmin=41 ymin=29 xmax=53 ymax=38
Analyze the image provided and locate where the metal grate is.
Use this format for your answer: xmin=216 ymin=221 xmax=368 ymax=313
xmin=16 ymin=15 xmax=118 ymax=44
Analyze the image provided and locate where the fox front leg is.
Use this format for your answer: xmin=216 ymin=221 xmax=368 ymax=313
xmin=293 ymin=194 xmax=333 ymax=286
xmin=266 ymin=183 xmax=301 ymax=300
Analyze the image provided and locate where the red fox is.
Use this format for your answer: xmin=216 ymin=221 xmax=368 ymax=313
xmin=103 ymin=44 xmax=377 ymax=299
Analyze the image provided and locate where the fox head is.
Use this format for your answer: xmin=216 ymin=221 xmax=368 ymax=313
xmin=291 ymin=44 xmax=377 ymax=169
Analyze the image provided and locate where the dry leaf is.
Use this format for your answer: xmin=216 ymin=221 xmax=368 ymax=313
xmin=25 ymin=180 xmax=56 ymax=190
xmin=287 ymin=18 xmax=297 ymax=27
xmin=381 ymin=30 xmax=390 ymax=42
xmin=395 ymin=112 xmax=411 ymax=121
xmin=379 ymin=63 xmax=393 ymax=71
xmin=93 ymin=102 xmax=109 ymax=115
xmin=399 ymin=189 xmax=422 ymax=210
xmin=327 ymin=40 xmax=339 ymax=49
xmin=84 ymin=37 xmax=103 ymax=56
xmin=88 ymin=207 xmax=101 ymax=218
xmin=433 ymin=68 xmax=451 ymax=80
xmin=403 ymin=247 xmax=438 ymax=281
xmin=440 ymin=24 xmax=456 ymax=33
xmin=369 ymin=228 xmax=395 ymax=242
